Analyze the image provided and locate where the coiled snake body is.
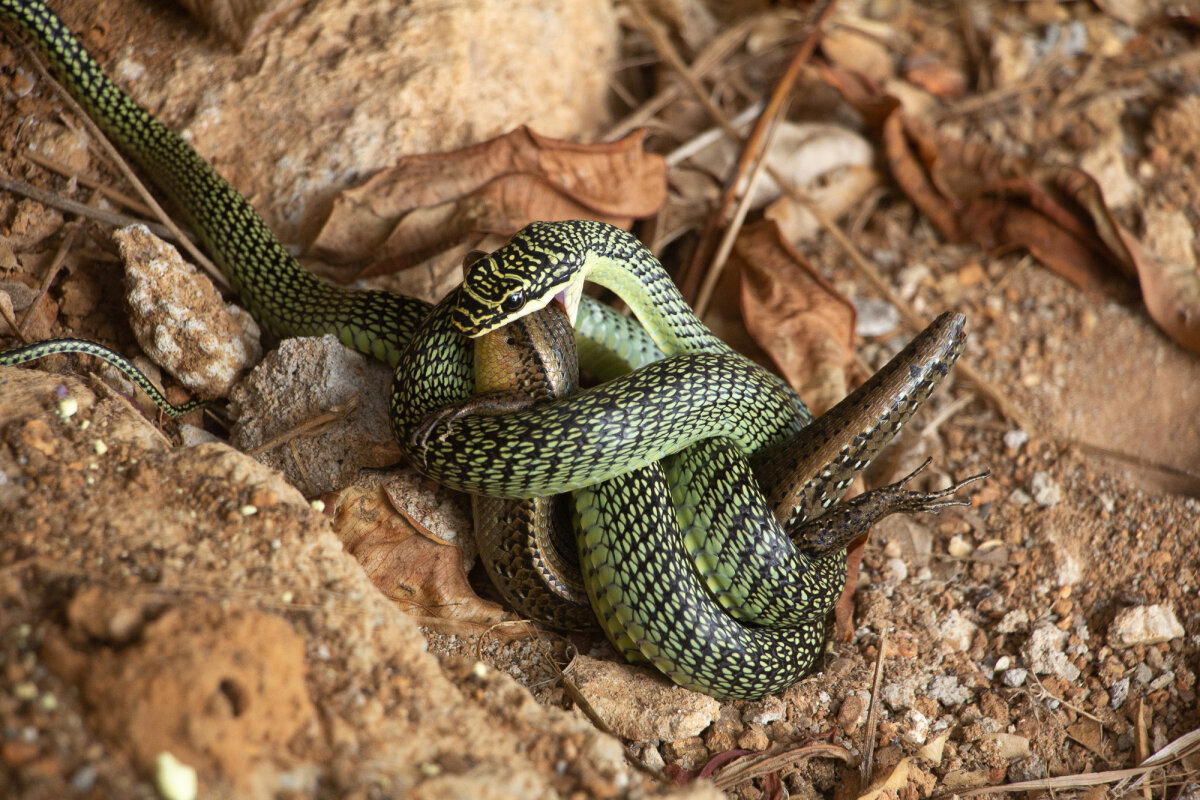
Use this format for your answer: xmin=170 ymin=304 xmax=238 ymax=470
xmin=0 ymin=0 xmax=985 ymax=698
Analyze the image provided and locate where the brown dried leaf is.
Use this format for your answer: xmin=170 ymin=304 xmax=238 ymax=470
xmin=328 ymin=483 xmax=507 ymax=626
xmin=174 ymin=0 xmax=305 ymax=47
xmin=876 ymin=111 xmax=1200 ymax=351
xmin=732 ymin=219 xmax=856 ymax=415
xmin=310 ymin=126 xmax=666 ymax=272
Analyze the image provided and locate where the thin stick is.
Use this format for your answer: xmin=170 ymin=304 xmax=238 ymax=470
xmin=18 ymin=41 xmax=229 ymax=291
xmin=602 ymin=15 xmax=760 ymax=142
xmin=0 ymin=173 xmax=179 ymax=242
xmin=694 ymin=103 xmax=786 ymax=317
xmin=665 ymin=101 xmax=763 ymax=167
xmin=23 ymin=149 xmax=157 ymax=217
xmin=679 ymin=0 xmax=840 ymax=300
xmin=859 ymin=633 xmax=888 ymax=784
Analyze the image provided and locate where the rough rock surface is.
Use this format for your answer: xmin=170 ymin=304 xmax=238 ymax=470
xmin=117 ymin=225 xmax=261 ymax=397
xmin=0 ymin=365 xmax=710 ymax=799
xmin=568 ymin=655 xmax=722 ymax=742
xmin=1108 ymin=605 xmax=1186 ymax=648
xmin=228 ymin=335 xmax=399 ymax=497
xmin=115 ymin=0 xmax=619 ymax=241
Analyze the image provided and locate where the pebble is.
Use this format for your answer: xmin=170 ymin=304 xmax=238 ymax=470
xmin=854 ymin=297 xmax=900 ymax=337
xmin=741 ymin=695 xmax=785 ymax=725
xmin=927 ymin=675 xmax=972 ymax=706
xmin=1134 ymin=663 xmax=1154 ymax=684
xmin=567 ymin=656 xmax=720 ymax=741
xmin=1024 ymin=623 xmax=1081 ymax=682
xmin=996 ymin=609 xmax=1029 ymax=635
xmin=937 ymin=610 xmax=978 ymax=651
xmin=57 ymin=396 xmax=78 ymax=419
xmin=1109 ymin=604 xmax=1185 ymax=648
xmin=1110 ymin=677 xmax=1130 ymax=708
xmin=947 ymin=536 xmax=972 ymax=558
xmin=1001 ymin=668 xmax=1028 ymax=688
xmin=903 ymin=710 xmax=931 ymax=745
xmin=881 ymin=680 xmax=917 ymax=711
xmin=1029 ymin=471 xmax=1062 ymax=507
xmin=155 ymin=752 xmax=198 ymax=800
xmin=1007 ymin=754 xmax=1048 ymax=783
xmin=1148 ymin=671 xmax=1175 ymax=692
xmin=1008 ymin=488 xmax=1032 ymax=506
xmin=981 ymin=733 xmax=1032 ymax=761
xmin=884 ymin=557 xmax=909 ymax=584
xmin=1003 ymin=429 xmax=1029 ymax=452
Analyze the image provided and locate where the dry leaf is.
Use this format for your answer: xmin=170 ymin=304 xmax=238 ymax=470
xmin=174 ymin=0 xmax=306 ymax=47
xmin=858 ymin=757 xmax=911 ymax=800
xmin=732 ymin=219 xmax=856 ymax=415
xmin=328 ymin=483 xmax=507 ymax=627
xmin=310 ymin=126 xmax=666 ymax=273
xmin=829 ymin=83 xmax=1200 ymax=352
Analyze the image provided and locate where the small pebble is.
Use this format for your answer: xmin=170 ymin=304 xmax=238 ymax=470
xmin=1003 ymin=429 xmax=1028 ymax=452
xmin=92 ymin=439 xmax=108 ymax=455
xmin=155 ymin=752 xmax=198 ymax=800
xmin=1109 ymin=604 xmax=1185 ymax=648
xmin=1009 ymin=488 xmax=1032 ymax=506
xmin=239 ymin=505 xmax=258 ymax=516
xmin=1134 ymin=663 xmax=1154 ymax=684
xmin=1001 ymin=668 xmax=1028 ymax=687
xmin=854 ymin=297 xmax=900 ymax=337
xmin=1110 ymin=677 xmax=1130 ymax=708
xmin=947 ymin=535 xmax=972 ymax=558
xmin=280 ymin=591 xmax=295 ymax=603
xmin=1030 ymin=471 xmax=1062 ymax=507
xmin=1148 ymin=671 xmax=1175 ymax=692
xmin=57 ymin=396 xmax=78 ymax=419
xmin=310 ymin=499 xmax=326 ymax=513
xmin=13 ymin=682 xmax=37 ymax=700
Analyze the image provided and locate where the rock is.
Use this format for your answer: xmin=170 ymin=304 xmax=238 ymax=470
xmin=927 ymin=675 xmax=972 ymax=707
xmin=1003 ymin=429 xmax=1028 ymax=452
xmin=881 ymin=679 xmax=917 ymax=711
xmin=1025 ymin=623 xmax=1081 ymax=682
xmin=116 ymin=225 xmax=262 ymax=397
xmin=567 ymin=655 xmax=720 ymax=742
xmin=228 ymin=335 xmax=400 ymax=496
xmin=1110 ymin=677 xmax=1131 ymax=708
xmin=996 ymin=609 xmax=1030 ymax=634
xmin=741 ymin=694 xmax=785 ymax=725
xmin=1029 ymin=471 xmax=1062 ymax=507
xmin=1007 ymin=754 xmax=1048 ymax=782
xmin=854 ymin=298 xmax=900 ymax=338
xmin=1001 ymin=668 xmax=1028 ymax=688
xmin=902 ymin=710 xmax=930 ymax=745
xmin=837 ymin=692 xmax=869 ymax=733
xmin=1134 ymin=663 xmax=1154 ymax=684
xmin=980 ymin=733 xmax=1032 ymax=761
xmin=937 ymin=610 xmax=978 ymax=651
xmin=1 ymin=365 xmax=685 ymax=799
xmin=1109 ymin=605 xmax=1185 ymax=648
xmin=129 ymin=0 xmax=619 ymax=241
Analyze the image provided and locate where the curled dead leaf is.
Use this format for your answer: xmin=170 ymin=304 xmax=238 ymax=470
xmin=310 ymin=126 xmax=666 ymax=274
xmin=732 ymin=219 xmax=856 ymax=415
xmin=869 ymin=105 xmax=1200 ymax=352
xmin=327 ymin=483 xmax=507 ymax=627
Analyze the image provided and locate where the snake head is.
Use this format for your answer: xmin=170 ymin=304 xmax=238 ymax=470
xmin=452 ymin=222 xmax=588 ymax=337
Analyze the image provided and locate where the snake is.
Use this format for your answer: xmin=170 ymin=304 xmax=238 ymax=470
xmin=0 ymin=0 xmax=987 ymax=697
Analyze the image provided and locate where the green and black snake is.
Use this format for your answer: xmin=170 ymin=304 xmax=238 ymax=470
xmin=0 ymin=0 xmax=985 ymax=698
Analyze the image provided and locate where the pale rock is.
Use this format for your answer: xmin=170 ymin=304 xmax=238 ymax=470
xmin=741 ymin=694 xmax=785 ymax=726
xmin=117 ymin=225 xmax=262 ymax=398
xmin=1025 ymin=623 xmax=1081 ymax=682
xmin=1001 ymin=668 xmax=1028 ymax=688
xmin=1109 ymin=677 xmax=1130 ymax=708
xmin=228 ymin=335 xmax=400 ymax=497
xmin=1109 ymin=604 xmax=1186 ymax=648
xmin=980 ymin=733 xmax=1032 ymax=761
xmin=567 ymin=655 xmax=720 ymax=742
xmin=937 ymin=610 xmax=978 ymax=651
xmin=881 ymin=680 xmax=918 ymax=712
xmin=927 ymin=675 xmax=972 ymax=707
xmin=902 ymin=709 xmax=930 ymax=745
xmin=1029 ymin=471 xmax=1062 ymax=507
xmin=996 ymin=609 xmax=1030 ymax=634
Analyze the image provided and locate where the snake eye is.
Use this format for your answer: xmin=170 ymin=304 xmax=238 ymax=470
xmin=501 ymin=291 xmax=525 ymax=313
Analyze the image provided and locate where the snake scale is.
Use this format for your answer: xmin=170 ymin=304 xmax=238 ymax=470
xmin=0 ymin=0 xmax=985 ymax=698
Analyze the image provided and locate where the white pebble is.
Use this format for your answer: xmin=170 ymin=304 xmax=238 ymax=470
xmin=57 ymin=396 xmax=78 ymax=419
xmin=155 ymin=752 xmax=197 ymax=800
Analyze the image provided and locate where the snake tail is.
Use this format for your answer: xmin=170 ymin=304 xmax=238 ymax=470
xmin=0 ymin=338 xmax=203 ymax=417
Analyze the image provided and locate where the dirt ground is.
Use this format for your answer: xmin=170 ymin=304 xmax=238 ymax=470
xmin=1 ymin=1 xmax=1198 ymax=799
